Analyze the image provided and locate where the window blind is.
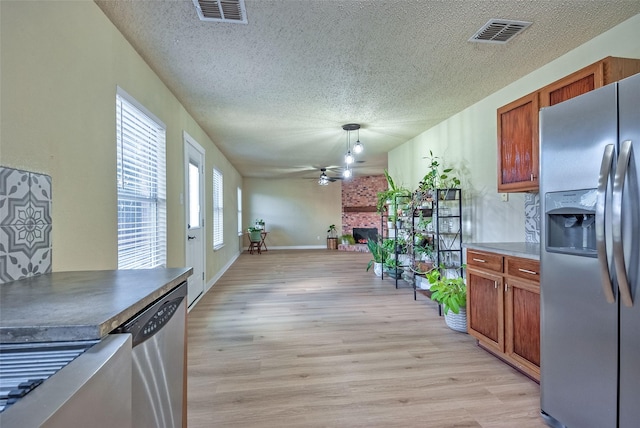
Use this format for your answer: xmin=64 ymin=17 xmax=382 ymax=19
xmin=213 ymin=168 xmax=224 ymax=248
xmin=116 ymin=90 xmax=167 ymax=269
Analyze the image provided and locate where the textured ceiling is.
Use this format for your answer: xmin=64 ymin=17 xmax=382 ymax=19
xmin=95 ymin=0 xmax=640 ymax=180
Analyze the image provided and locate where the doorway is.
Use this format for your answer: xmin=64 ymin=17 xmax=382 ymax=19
xmin=184 ymin=132 xmax=206 ymax=307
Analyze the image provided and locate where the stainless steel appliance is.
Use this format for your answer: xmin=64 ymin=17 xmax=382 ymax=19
xmin=540 ymin=72 xmax=640 ymax=427
xmin=0 ymin=334 xmax=132 ymax=428
xmin=115 ymin=281 xmax=187 ymax=428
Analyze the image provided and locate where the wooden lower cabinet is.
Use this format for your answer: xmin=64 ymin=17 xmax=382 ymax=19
xmin=467 ymin=249 xmax=540 ymax=381
xmin=467 ymin=268 xmax=503 ymax=352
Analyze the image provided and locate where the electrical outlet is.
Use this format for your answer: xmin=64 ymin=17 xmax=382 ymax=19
xmin=500 ymin=193 xmax=509 ymax=202
xmin=317 ymin=236 xmax=320 ymax=240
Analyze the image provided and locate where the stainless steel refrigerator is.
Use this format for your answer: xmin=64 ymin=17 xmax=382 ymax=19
xmin=539 ymin=71 xmax=640 ymax=428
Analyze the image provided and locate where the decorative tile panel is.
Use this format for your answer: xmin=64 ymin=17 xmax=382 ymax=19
xmin=525 ymin=192 xmax=540 ymax=243
xmin=0 ymin=167 xmax=52 ymax=283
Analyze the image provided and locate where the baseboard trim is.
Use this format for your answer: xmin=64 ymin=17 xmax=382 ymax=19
xmin=187 ymin=250 xmax=240 ymax=312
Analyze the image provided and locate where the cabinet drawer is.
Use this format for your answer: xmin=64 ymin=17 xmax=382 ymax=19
xmin=506 ymin=257 xmax=540 ymax=282
xmin=467 ymin=250 xmax=503 ymax=273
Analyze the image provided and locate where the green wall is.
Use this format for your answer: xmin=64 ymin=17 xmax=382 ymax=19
xmin=0 ymin=1 xmax=242 ymax=287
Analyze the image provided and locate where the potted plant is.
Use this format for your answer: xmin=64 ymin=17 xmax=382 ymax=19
xmin=427 ymin=264 xmax=467 ymax=333
xmin=340 ymin=234 xmax=355 ymax=245
xmin=419 ymin=151 xmax=461 ymax=198
xmin=381 ymin=238 xmax=396 ymax=258
xmin=387 ymin=215 xmax=396 ymax=229
xmin=383 ymin=258 xmax=402 ymax=278
xmin=327 ymin=224 xmax=338 ymax=249
xmin=366 ymin=239 xmax=386 ymax=276
xmin=376 ymin=169 xmax=411 ymax=213
xmin=247 ymin=226 xmax=262 ymax=242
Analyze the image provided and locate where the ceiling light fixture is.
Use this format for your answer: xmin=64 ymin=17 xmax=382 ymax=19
xmin=341 ymin=123 xmax=362 ymax=178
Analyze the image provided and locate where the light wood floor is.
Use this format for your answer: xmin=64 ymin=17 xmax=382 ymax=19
xmin=187 ymin=250 xmax=546 ymax=427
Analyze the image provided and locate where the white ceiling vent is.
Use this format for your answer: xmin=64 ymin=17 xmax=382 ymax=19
xmin=192 ymin=0 xmax=248 ymax=24
xmin=469 ymin=19 xmax=532 ymax=44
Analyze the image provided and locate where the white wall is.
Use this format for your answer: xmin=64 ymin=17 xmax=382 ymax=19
xmin=389 ymin=13 xmax=640 ymax=243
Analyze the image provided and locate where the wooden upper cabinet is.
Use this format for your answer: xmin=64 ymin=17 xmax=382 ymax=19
xmin=497 ymin=92 xmax=539 ymax=193
xmin=540 ymin=56 xmax=640 ymax=108
xmin=498 ymin=56 xmax=640 ymax=193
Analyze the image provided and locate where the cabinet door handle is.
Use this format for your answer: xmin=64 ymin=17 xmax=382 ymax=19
xmin=505 ymin=283 xmax=508 ymax=292
xmin=494 ymin=281 xmax=497 ymax=289
xmin=518 ymin=268 xmax=538 ymax=276
xmin=472 ymin=258 xmax=486 ymax=263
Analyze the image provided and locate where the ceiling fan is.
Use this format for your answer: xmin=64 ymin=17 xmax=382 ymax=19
xmin=318 ymin=168 xmax=342 ymax=185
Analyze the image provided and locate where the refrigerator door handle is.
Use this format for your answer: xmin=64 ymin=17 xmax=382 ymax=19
xmin=613 ymin=139 xmax=633 ymax=307
xmin=596 ymin=143 xmax=616 ymax=304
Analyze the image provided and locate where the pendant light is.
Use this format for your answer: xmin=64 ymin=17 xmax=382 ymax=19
xmin=353 ymin=128 xmax=364 ymax=154
xmin=342 ymin=123 xmax=362 ymax=176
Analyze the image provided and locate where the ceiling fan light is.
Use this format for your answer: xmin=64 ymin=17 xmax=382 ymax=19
xmin=353 ymin=140 xmax=363 ymax=154
xmin=343 ymin=168 xmax=352 ymax=178
xmin=345 ymin=151 xmax=354 ymax=164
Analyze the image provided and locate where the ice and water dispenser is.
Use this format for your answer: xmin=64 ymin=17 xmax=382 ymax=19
xmin=545 ymin=189 xmax=597 ymax=257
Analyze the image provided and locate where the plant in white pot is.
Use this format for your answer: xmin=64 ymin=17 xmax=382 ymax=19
xmin=427 ymin=264 xmax=467 ymax=333
xmin=366 ymin=239 xmax=387 ymax=277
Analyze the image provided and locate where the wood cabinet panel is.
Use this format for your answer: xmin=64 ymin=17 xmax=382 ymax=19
xmin=540 ymin=57 xmax=640 ymax=108
xmin=498 ymin=56 xmax=640 ymax=193
xmin=467 ymin=268 xmax=503 ymax=353
xmin=540 ymin=63 xmax=600 ymax=107
xmin=466 ymin=249 xmax=540 ymax=381
xmin=505 ymin=278 xmax=540 ymax=376
xmin=467 ymin=250 xmax=503 ymax=273
xmin=505 ymin=257 xmax=540 ymax=281
xmin=497 ymin=92 xmax=539 ymax=192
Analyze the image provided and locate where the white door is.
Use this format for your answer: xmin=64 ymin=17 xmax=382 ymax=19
xmin=184 ymin=132 xmax=205 ymax=307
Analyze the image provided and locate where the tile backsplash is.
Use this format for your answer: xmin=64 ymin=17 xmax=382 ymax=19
xmin=0 ymin=167 xmax=52 ymax=283
xmin=525 ymin=193 xmax=540 ymax=243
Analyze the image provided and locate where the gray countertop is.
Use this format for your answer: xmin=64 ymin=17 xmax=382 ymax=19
xmin=463 ymin=242 xmax=540 ymax=260
xmin=0 ymin=268 xmax=192 ymax=343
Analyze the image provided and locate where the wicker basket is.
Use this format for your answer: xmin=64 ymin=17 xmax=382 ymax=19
xmin=327 ymin=237 xmax=338 ymax=250
xmin=443 ymin=307 xmax=467 ymax=333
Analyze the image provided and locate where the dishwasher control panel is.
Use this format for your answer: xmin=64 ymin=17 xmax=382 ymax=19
xmin=114 ymin=283 xmax=187 ymax=347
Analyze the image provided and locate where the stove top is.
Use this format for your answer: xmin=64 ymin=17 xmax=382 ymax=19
xmin=0 ymin=340 xmax=97 ymax=412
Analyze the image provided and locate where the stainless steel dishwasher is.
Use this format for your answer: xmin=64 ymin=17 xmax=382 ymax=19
xmin=114 ymin=281 xmax=187 ymax=428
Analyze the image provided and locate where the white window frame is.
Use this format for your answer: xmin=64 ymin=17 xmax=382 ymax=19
xmin=237 ymin=186 xmax=243 ymax=236
xmin=213 ymin=167 xmax=224 ymax=249
xmin=116 ymin=86 xmax=167 ymax=269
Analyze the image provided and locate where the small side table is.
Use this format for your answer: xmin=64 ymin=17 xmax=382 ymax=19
xmin=259 ymin=231 xmax=268 ymax=251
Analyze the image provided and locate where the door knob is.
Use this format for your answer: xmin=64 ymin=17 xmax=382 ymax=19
xmin=188 ymin=235 xmax=196 ymax=240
